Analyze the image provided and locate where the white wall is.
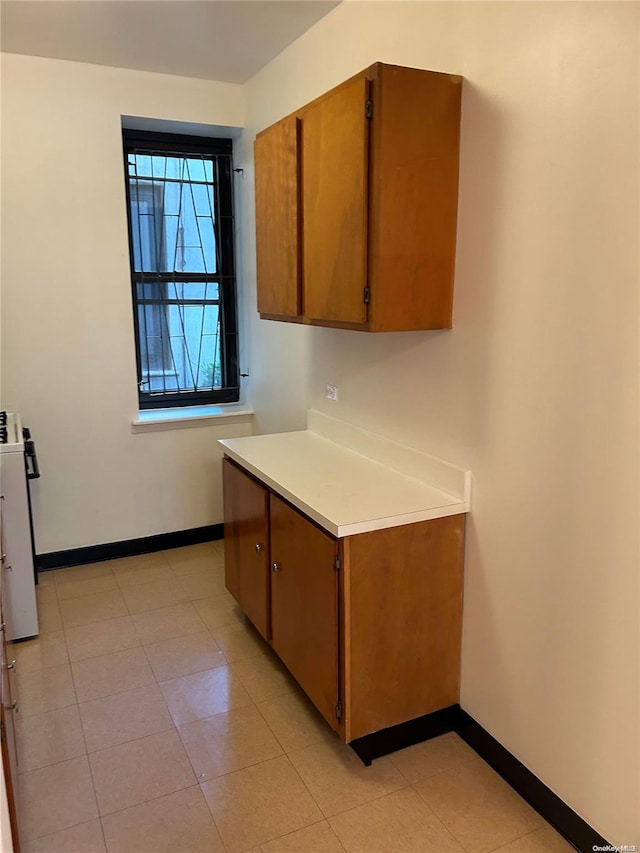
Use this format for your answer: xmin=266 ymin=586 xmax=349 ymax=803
xmin=0 ymin=54 xmax=252 ymax=552
xmin=243 ymin=1 xmax=639 ymax=844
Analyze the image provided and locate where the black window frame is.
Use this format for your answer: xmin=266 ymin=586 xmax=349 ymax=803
xmin=122 ymin=128 xmax=239 ymax=409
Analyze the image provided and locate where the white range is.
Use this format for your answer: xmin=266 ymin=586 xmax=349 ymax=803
xmin=0 ymin=412 xmax=39 ymax=640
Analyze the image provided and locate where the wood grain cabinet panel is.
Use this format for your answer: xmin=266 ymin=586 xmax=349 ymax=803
xmin=343 ymin=515 xmax=465 ymax=741
xmin=254 ymin=62 xmax=463 ymax=332
xmin=270 ymin=495 xmax=340 ymax=730
xmin=222 ymin=456 xmax=465 ymax=744
xmin=1 ymin=557 xmax=21 ymax=852
xmin=302 ymin=75 xmax=369 ymax=325
xmin=1 ymin=653 xmax=20 ymax=853
xmin=222 ymin=459 xmax=270 ymax=640
xmin=255 ymin=115 xmax=301 ymax=319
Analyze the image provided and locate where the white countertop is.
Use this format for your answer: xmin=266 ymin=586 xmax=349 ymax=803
xmin=219 ymin=420 xmax=470 ymax=538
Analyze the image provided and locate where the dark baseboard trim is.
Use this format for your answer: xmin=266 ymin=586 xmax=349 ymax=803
xmin=350 ymin=707 xmax=609 ymax=853
xmin=35 ymin=524 xmax=224 ymax=572
xmin=349 ymin=705 xmax=462 ymax=767
xmin=456 ymin=711 xmax=609 ymax=853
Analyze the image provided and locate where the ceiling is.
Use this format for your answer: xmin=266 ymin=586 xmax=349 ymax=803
xmin=0 ymin=0 xmax=340 ymax=84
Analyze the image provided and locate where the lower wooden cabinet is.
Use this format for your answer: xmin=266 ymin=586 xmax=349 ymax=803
xmin=222 ymin=458 xmax=270 ymax=640
xmin=222 ymin=457 xmax=465 ymax=742
xmin=1 ymin=570 xmax=20 ymax=851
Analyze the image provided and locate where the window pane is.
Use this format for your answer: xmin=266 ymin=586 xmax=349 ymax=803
xmin=130 ymin=153 xmax=152 ymax=178
xmin=124 ymin=131 xmax=238 ymax=407
xmin=163 ymin=216 xmax=179 ymax=271
xmin=197 ymin=331 xmax=222 ymax=389
xmin=199 ymin=219 xmax=217 ymax=273
xmin=137 ymin=281 xmax=220 ymax=302
xmin=130 ymin=182 xmax=163 ymax=272
xmin=163 ymin=182 xmax=181 ymax=216
xmin=138 ymin=303 xmax=171 ymax=376
xmin=202 ymin=304 xmax=219 ymax=336
xmin=151 ymin=155 xmax=168 ymax=179
xmin=136 ymin=281 xmax=166 ymax=300
xmin=127 ymin=155 xmax=217 ymax=275
xmin=192 ymin=183 xmax=214 ymax=216
xmin=184 ymin=158 xmax=206 ymax=183
xmin=177 ymin=184 xmax=205 ymax=272
xmin=141 ymin=302 xmax=221 ymax=392
xmin=163 ymin=156 xmax=182 ymax=181
xmin=162 ymin=282 xmax=220 ymax=302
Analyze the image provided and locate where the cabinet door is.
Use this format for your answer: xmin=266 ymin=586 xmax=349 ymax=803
xmin=255 ymin=115 xmax=301 ymax=318
xmin=1 ymin=619 xmax=20 ymax=852
xmin=367 ymin=65 xmax=462 ymax=331
xmin=270 ymin=495 xmax=340 ymax=729
xmin=222 ymin=459 xmax=270 ymax=640
xmin=302 ymin=75 xmax=369 ymax=325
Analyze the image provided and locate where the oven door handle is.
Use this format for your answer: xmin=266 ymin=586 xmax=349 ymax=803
xmin=25 ymin=439 xmax=40 ymax=479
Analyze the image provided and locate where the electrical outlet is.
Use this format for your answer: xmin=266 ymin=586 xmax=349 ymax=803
xmin=326 ymin=384 xmax=338 ymax=401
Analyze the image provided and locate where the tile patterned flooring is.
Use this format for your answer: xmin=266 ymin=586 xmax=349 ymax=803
xmin=12 ymin=543 xmax=575 ymax=853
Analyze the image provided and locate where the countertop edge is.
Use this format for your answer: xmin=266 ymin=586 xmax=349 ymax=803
xmin=219 ymin=436 xmax=470 ymax=539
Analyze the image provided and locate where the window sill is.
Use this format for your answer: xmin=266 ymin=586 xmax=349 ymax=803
xmin=131 ymin=404 xmax=254 ymax=433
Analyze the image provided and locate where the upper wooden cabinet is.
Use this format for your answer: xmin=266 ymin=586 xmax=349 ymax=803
xmin=254 ymin=62 xmax=463 ymax=332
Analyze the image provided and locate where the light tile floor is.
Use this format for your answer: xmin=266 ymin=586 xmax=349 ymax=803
xmin=12 ymin=543 xmax=575 ymax=853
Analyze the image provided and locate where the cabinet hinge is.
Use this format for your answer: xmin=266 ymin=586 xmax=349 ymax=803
xmin=334 ymin=554 xmax=341 ymax=571
xmin=363 ymin=286 xmax=370 ymax=304
xmin=366 ymin=99 xmax=373 ymax=119
xmin=335 ymin=702 xmax=343 ymax=720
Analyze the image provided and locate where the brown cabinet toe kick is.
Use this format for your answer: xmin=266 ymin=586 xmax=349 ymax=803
xmin=222 ymin=457 xmax=465 ymax=747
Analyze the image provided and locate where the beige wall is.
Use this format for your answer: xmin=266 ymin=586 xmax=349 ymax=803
xmin=243 ymin=1 xmax=639 ymax=844
xmin=0 ymin=54 xmax=252 ymax=551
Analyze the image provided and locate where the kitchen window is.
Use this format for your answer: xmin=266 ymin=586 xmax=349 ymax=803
xmin=123 ymin=129 xmax=239 ymax=409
